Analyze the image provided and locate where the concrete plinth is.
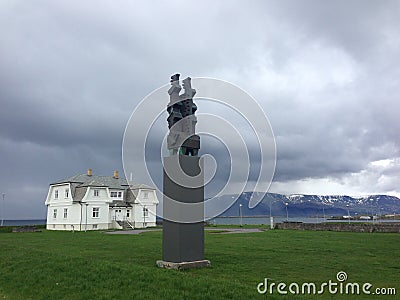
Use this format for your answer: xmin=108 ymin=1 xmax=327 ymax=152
xmin=156 ymin=259 xmax=211 ymax=270
xmin=161 ymin=155 xmax=208 ymax=265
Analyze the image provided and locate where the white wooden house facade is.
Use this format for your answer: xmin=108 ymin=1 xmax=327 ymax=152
xmin=45 ymin=169 xmax=158 ymax=231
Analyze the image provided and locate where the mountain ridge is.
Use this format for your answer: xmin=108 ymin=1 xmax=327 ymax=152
xmin=215 ymin=192 xmax=400 ymax=217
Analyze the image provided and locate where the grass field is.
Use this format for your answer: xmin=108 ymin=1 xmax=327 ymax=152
xmin=0 ymin=228 xmax=399 ymax=299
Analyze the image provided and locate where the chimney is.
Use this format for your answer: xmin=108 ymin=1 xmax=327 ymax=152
xmin=87 ymin=168 xmax=93 ymax=176
xmin=113 ymin=170 xmax=119 ymax=179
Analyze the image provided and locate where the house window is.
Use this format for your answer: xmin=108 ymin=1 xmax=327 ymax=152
xmin=52 ymin=224 xmax=55 ymax=229
xmin=110 ymin=191 xmax=123 ymax=198
xmin=143 ymin=191 xmax=148 ymax=199
xmin=143 ymin=207 xmax=148 ymax=217
xmin=92 ymin=207 xmax=99 ymax=218
xmin=126 ymin=210 xmax=130 ymax=218
xmin=63 ymin=224 xmax=66 ymax=229
xmin=63 ymin=208 xmax=68 ymax=219
xmin=93 ymin=224 xmax=98 ymax=229
xmin=65 ymin=189 xmax=69 ymax=198
xmin=94 ymin=189 xmax=99 ymax=197
xmin=53 ymin=209 xmax=57 ymax=219
xmin=55 ymin=190 xmax=59 ymax=199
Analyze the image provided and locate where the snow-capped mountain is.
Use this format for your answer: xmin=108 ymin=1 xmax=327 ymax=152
xmin=215 ymin=192 xmax=400 ymax=217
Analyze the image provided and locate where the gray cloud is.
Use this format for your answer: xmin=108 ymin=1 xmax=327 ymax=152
xmin=0 ymin=0 xmax=399 ymax=219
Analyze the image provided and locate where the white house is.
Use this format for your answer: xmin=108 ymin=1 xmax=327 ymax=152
xmin=45 ymin=169 xmax=159 ymax=231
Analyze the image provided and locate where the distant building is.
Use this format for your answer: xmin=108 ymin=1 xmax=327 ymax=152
xmin=45 ymin=169 xmax=159 ymax=231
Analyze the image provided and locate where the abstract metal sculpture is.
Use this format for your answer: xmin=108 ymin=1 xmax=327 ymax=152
xmin=167 ymin=74 xmax=200 ymax=156
xmin=158 ymin=74 xmax=210 ymax=269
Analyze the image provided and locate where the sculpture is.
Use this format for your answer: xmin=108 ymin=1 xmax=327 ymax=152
xmin=158 ymin=74 xmax=210 ymax=269
xmin=167 ymin=74 xmax=200 ymax=156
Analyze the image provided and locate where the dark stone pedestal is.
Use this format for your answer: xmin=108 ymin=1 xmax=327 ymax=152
xmin=159 ymin=155 xmax=210 ymax=268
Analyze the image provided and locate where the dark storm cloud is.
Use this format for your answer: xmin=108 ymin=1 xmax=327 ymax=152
xmin=0 ymin=0 xmax=399 ymax=218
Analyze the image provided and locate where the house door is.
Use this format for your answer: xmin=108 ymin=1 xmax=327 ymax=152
xmin=114 ymin=209 xmax=123 ymax=221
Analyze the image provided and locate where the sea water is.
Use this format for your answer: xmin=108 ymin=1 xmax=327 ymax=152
xmin=1 ymin=219 xmax=46 ymax=226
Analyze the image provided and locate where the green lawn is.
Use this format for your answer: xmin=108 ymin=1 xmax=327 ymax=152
xmin=0 ymin=229 xmax=399 ymax=299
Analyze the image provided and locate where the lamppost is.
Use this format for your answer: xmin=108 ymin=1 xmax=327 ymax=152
xmin=1 ymin=193 xmax=5 ymax=227
xmin=377 ymin=199 xmax=380 ymax=224
xmin=239 ymin=204 xmax=243 ymax=227
xmin=346 ymin=204 xmax=350 ymax=224
xmin=269 ymin=199 xmax=274 ymax=229
xmin=322 ymin=206 xmax=326 ymax=222
xmin=285 ymin=202 xmax=289 ymax=222
xmin=85 ymin=203 xmax=89 ymax=232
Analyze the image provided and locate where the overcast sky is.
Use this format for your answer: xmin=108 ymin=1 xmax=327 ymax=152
xmin=1 ymin=0 xmax=399 ymax=219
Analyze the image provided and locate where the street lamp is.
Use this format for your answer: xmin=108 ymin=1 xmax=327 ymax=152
xmin=239 ymin=204 xmax=243 ymax=227
xmin=1 ymin=193 xmax=5 ymax=227
xmin=346 ymin=204 xmax=350 ymax=224
xmin=377 ymin=199 xmax=380 ymax=224
xmin=285 ymin=202 xmax=289 ymax=222
xmin=269 ymin=199 xmax=274 ymax=229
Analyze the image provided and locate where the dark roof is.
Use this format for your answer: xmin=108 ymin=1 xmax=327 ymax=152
xmin=52 ymin=174 xmax=129 ymax=189
xmin=52 ymin=173 xmax=155 ymax=190
xmin=52 ymin=173 xmax=155 ymax=203
xmin=73 ymin=186 xmax=88 ymax=202
xmin=110 ymin=200 xmax=132 ymax=208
